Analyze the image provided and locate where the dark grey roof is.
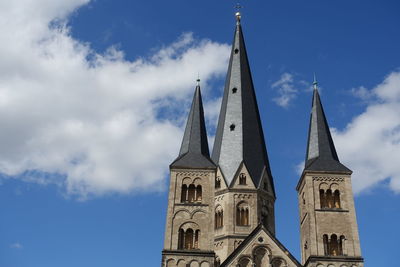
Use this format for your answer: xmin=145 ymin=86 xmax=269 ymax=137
xmin=211 ymin=20 xmax=274 ymax=193
xmin=170 ymin=85 xmax=216 ymax=169
xmin=304 ymin=87 xmax=351 ymax=173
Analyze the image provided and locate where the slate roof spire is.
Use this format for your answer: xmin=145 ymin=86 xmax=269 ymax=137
xmin=212 ymin=14 xmax=275 ymax=192
xmin=304 ymin=78 xmax=351 ymax=173
xmin=170 ymin=81 xmax=216 ymax=169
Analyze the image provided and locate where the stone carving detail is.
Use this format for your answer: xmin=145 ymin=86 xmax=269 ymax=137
xmin=214 ymin=241 xmax=224 ymax=247
xmin=215 ymin=195 xmax=224 ymax=202
xmin=234 ymin=194 xmax=252 ymax=200
xmin=177 ymin=171 xmax=210 ymax=177
xmin=313 ymin=176 xmax=345 ymax=182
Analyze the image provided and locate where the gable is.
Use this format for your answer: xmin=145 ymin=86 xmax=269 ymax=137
xmin=221 ymin=224 xmax=301 ymax=267
xmin=229 ymin=162 xmax=256 ymax=189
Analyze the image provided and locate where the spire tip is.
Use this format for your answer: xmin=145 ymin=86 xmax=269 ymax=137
xmin=313 ymin=73 xmax=318 ymax=90
xmin=235 ymin=3 xmax=242 ymax=24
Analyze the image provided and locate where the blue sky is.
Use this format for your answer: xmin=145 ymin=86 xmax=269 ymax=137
xmin=0 ymin=0 xmax=400 ymax=266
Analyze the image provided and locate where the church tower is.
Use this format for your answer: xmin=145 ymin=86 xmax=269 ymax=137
xmin=297 ymin=79 xmax=364 ymax=267
xmin=162 ymin=82 xmax=217 ymax=267
xmin=212 ymin=13 xmax=276 ymax=263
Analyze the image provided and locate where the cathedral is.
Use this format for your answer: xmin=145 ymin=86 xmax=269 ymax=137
xmin=161 ymin=12 xmax=364 ymax=267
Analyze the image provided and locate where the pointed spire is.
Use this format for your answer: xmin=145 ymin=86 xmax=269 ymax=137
xmin=304 ymin=79 xmax=351 ymax=173
xmin=212 ymin=16 xmax=275 ymax=193
xmin=170 ymin=81 xmax=216 ymax=169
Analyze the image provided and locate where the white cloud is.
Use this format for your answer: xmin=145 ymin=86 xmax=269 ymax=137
xmin=0 ymin=1 xmax=230 ymax=198
xmin=10 ymin=242 xmax=23 ymax=249
xmin=271 ymin=72 xmax=312 ymax=108
xmin=333 ymin=71 xmax=400 ymax=194
xmin=272 ymin=73 xmax=297 ymax=108
xmin=351 ymin=86 xmax=374 ymax=101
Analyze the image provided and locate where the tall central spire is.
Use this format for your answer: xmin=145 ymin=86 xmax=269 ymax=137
xmin=212 ymin=14 xmax=274 ymax=191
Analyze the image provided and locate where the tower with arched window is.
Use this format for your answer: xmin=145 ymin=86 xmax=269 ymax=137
xmin=161 ymin=82 xmax=217 ymax=267
xmin=296 ymin=79 xmax=364 ymax=266
xmin=160 ymin=11 xmax=364 ymax=267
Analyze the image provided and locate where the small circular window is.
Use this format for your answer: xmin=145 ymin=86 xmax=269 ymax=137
xmin=234 ymin=48 xmax=239 ymax=54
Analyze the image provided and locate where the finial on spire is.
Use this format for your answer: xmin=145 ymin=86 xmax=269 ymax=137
xmin=196 ymin=73 xmax=200 ymax=86
xmin=235 ymin=3 xmax=242 ymax=23
xmin=313 ymin=73 xmax=318 ymax=90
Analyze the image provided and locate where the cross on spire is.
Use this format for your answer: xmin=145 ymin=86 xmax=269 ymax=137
xmin=235 ymin=3 xmax=243 ymax=22
xmin=235 ymin=3 xmax=243 ymax=11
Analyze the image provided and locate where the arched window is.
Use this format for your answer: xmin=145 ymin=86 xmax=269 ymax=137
xmin=188 ymin=184 xmax=196 ymax=203
xmin=196 ymin=185 xmax=202 ymax=201
xmin=239 ymin=173 xmax=246 ymax=185
xmin=185 ymin=229 xmax=194 ymax=249
xmin=237 ymin=202 xmax=249 ymax=226
xmin=323 ymin=234 xmax=329 ymax=256
xmin=253 ymin=247 xmax=269 ymax=266
xmin=320 ymin=189 xmax=326 ymax=208
xmin=215 ymin=207 xmax=223 ymax=229
xmin=330 ymin=234 xmax=339 ymax=256
xmin=323 ymin=234 xmax=345 ymax=256
xmin=215 ymin=178 xmax=221 ymax=189
xmin=339 ymin=235 xmax=346 ymax=256
xmin=334 ymin=190 xmax=341 ymax=208
xmin=178 ymin=223 xmax=201 ymax=250
xmin=194 ymin=230 xmax=200 ymax=249
xmin=181 ymin=184 xmax=188 ymax=202
xmin=178 ymin=229 xmax=185 ymax=249
xmin=326 ymin=189 xmax=333 ymax=208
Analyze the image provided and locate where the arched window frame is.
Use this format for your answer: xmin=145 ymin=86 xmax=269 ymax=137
xmin=239 ymin=173 xmax=246 ymax=185
xmin=236 ymin=202 xmax=249 ymax=226
xmin=181 ymin=184 xmax=188 ymax=203
xmin=334 ymin=190 xmax=341 ymax=208
xmin=178 ymin=223 xmax=201 ymax=250
xmin=215 ymin=177 xmax=221 ymax=189
xmin=323 ymin=233 xmax=345 ymax=256
xmin=215 ymin=206 xmax=224 ymax=229
xmin=196 ymin=185 xmax=202 ymax=202
xmin=319 ymin=189 xmax=326 ymax=209
xmin=326 ymin=189 xmax=334 ymax=208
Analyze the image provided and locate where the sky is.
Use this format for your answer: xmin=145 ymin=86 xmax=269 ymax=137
xmin=0 ymin=0 xmax=399 ymax=266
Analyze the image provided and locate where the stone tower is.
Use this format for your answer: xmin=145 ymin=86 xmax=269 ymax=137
xmin=211 ymin=13 xmax=276 ymax=263
xmin=296 ymin=79 xmax=364 ymax=267
xmin=162 ymin=83 xmax=217 ymax=267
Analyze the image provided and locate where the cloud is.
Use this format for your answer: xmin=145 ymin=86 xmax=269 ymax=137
xmin=271 ymin=73 xmax=311 ymax=108
xmin=333 ymin=71 xmax=400 ymax=194
xmin=351 ymin=86 xmax=374 ymax=101
xmin=10 ymin=242 xmax=23 ymax=249
xmin=272 ymin=73 xmax=297 ymax=108
xmin=0 ymin=1 xmax=230 ymax=198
